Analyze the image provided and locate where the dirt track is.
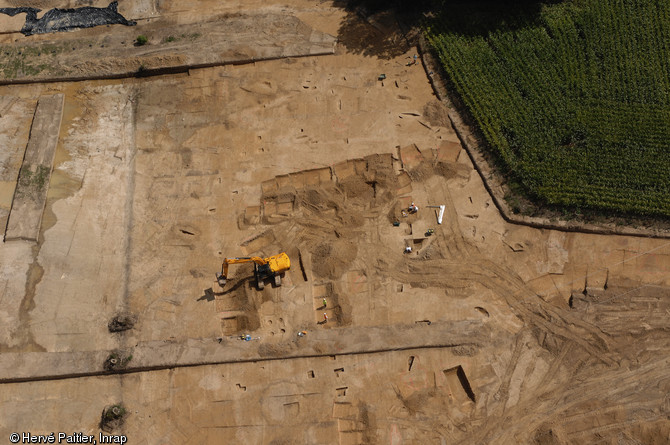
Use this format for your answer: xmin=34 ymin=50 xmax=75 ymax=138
xmin=0 ymin=1 xmax=668 ymax=444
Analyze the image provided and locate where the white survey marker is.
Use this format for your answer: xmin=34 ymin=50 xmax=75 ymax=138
xmin=426 ymin=205 xmax=446 ymax=224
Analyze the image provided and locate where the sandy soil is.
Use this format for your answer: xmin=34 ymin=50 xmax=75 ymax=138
xmin=0 ymin=1 xmax=668 ymax=444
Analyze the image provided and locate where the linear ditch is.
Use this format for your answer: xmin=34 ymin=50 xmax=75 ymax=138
xmin=0 ymin=342 xmax=479 ymax=384
xmin=0 ymin=51 xmax=337 ymax=86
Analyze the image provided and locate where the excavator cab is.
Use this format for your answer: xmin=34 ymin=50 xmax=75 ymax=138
xmin=253 ymin=262 xmax=273 ymax=290
xmin=217 ymin=253 xmax=290 ymax=290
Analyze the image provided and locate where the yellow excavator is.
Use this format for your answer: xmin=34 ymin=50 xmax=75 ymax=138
xmin=216 ymin=253 xmax=290 ymax=290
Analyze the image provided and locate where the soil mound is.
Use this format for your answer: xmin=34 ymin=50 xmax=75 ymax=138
xmin=434 ymin=161 xmax=470 ymax=181
xmin=365 ymin=153 xmax=398 ymax=189
xmin=300 ymin=187 xmax=340 ymax=210
xmin=258 ymin=342 xmax=295 ymax=357
xmin=407 ymin=160 xmax=434 ymax=182
xmin=311 ymin=239 xmax=358 ymax=280
xmin=423 ymin=99 xmax=450 ymax=127
xmin=338 ymin=176 xmax=375 ymax=201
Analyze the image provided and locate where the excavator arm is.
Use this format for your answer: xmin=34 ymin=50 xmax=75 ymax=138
xmin=217 ymin=257 xmax=266 ymax=287
xmin=216 ymin=253 xmax=290 ymax=289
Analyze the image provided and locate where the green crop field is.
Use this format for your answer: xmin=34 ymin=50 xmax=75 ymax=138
xmin=427 ymin=0 xmax=670 ymax=217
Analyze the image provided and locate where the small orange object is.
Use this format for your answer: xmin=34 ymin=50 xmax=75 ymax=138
xmin=323 ymin=312 xmax=328 ymax=322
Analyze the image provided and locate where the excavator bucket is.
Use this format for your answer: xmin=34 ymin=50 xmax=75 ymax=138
xmin=216 ymin=272 xmax=227 ymax=287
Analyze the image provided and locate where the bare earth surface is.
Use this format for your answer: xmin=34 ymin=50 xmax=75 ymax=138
xmin=0 ymin=1 xmax=668 ymax=444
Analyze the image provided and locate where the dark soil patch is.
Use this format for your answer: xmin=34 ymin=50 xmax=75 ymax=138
xmin=0 ymin=1 xmax=136 ymax=36
xmin=103 ymin=350 xmax=133 ymax=371
xmin=108 ymin=312 xmax=136 ymax=333
xmin=336 ymin=8 xmax=411 ymax=59
xmin=100 ymin=404 xmax=127 ymax=432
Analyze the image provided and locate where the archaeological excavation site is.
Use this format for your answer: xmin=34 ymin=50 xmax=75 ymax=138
xmin=0 ymin=1 xmax=668 ymax=444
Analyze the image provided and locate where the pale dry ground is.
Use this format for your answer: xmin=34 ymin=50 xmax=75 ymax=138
xmin=0 ymin=1 xmax=668 ymax=444
xmin=0 ymin=348 xmax=489 ymax=444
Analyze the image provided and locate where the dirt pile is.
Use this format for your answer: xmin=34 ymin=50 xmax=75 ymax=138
xmin=407 ymin=156 xmax=469 ymax=182
xmin=364 ymin=153 xmax=398 ymax=188
xmin=298 ymin=186 xmax=368 ymax=229
xmin=435 ymin=160 xmax=470 ymax=181
xmin=338 ymin=175 xmax=375 ymax=201
xmin=333 ymin=154 xmax=398 ymax=212
xmin=299 ymin=186 xmax=340 ymax=211
xmin=311 ymin=239 xmax=358 ymax=280
xmin=258 ymin=342 xmax=296 ymax=358
xmin=422 ymin=99 xmax=450 ymax=127
xmin=407 ymin=160 xmax=435 ymax=182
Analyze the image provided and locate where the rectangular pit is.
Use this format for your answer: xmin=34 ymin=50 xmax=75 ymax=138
xmin=443 ymin=365 xmax=476 ymax=403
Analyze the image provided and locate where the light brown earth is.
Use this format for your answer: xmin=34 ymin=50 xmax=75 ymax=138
xmin=0 ymin=1 xmax=668 ymax=444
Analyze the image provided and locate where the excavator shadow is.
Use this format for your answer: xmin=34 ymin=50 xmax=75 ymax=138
xmin=198 ymin=276 xmax=254 ymax=301
xmin=217 ymin=276 xmax=255 ymax=296
xmin=198 ymin=288 xmax=217 ymax=302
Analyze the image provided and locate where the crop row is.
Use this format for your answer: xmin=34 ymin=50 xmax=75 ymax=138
xmin=426 ymin=0 xmax=670 ymax=216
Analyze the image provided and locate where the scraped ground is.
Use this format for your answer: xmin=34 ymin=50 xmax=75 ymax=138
xmin=0 ymin=1 xmax=669 ymax=444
